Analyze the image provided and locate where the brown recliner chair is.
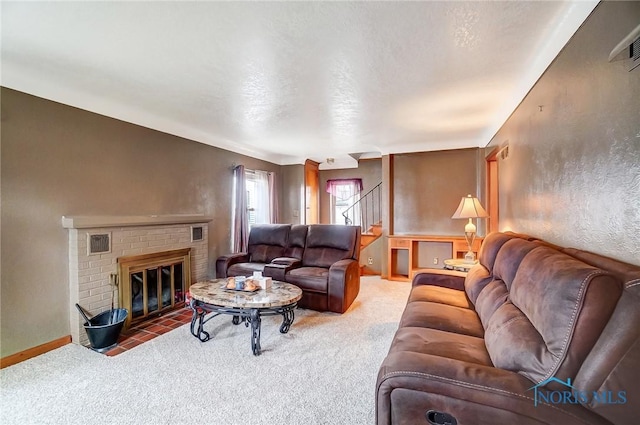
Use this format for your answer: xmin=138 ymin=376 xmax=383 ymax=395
xmin=215 ymin=224 xmax=290 ymax=278
xmin=265 ymin=224 xmax=361 ymax=313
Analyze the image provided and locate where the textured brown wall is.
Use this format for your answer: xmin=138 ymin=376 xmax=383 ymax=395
xmin=0 ymin=88 xmax=279 ymax=357
xmin=318 ymin=159 xmax=383 ymax=224
xmin=393 ymin=148 xmax=482 ymax=235
xmin=487 ymin=1 xmax=640 ymax=266
xmin=280 ymin=164 xmax=305 ymax=225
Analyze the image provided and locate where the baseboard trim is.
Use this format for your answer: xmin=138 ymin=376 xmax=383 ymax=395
xmin=1 ymin=335 xmax=72 ymax=369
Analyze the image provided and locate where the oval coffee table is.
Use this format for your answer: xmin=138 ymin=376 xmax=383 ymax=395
xmin=188 ymin=279 xmax=302 ymax=355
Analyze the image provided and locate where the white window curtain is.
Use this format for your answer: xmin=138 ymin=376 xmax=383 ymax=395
xmin=233 ymin=167 xmax=279 ymax=252
xmin=326 ymin=179 xmax=363 ymax=226
xmin=252 ymin=170 xmax=270 ymax=226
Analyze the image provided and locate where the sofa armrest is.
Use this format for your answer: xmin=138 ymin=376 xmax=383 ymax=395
xmin=215 ymin=253 xmax=249 ymax=278
xmin=412 ymin=269 xmax=466 ymax=291
xmin=263 ymin=259 xmax=301 ymax=281
xmin=270 ymin=257 xmax=302 ymax=267
xmin=327 ymin=259 xmax=361 ymax=313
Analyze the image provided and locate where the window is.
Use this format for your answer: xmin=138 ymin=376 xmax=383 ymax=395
xmin=246 ymin=170 xmax=270 ymax=228
xmin=232 ymin=165 xmax=278 ymax=252
xmin=326 ymin=179 xmax=363 ymax=225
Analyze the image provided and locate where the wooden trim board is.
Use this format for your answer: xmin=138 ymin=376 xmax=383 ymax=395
xmin=1 ymin=335 xmax=72 ymax=369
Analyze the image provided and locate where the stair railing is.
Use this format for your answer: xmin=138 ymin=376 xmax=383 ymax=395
xmin=342 ymin=182 xmax=382 ymax=233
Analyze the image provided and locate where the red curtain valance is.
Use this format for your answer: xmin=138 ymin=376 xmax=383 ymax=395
xmin=325 ymin=178 xmax=363 ymax=196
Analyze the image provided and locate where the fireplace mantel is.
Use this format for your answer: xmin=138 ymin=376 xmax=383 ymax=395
xmin=61 ymin=214 xmax=213 ymax=229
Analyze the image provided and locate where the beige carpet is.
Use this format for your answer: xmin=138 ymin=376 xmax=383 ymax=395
xmin=0 ymin=276 xmax=411 ymax=425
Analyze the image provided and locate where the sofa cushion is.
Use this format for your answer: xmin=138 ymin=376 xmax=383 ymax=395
xmin=389 ymin=327 xmax=492 ymax=366
xmin=484 ymin=245 xmax=622 ymax=384
xmin=463 ymin=264 xmax=492 ymax=304
xmin=302 ymin=225 xmax=359 ymax=268
xmin=286 ymin=266 xmax=329 ymax=292
xmin=283 ymin=225 xmax=308 ymax=259
xmin=473 ymin=238 xmax=539 ymax=328
xmin=249 ymin=245 xmax=285 ymax=264
xmin=412 ymin=270 xmax=466 ymax=290
xmin=408 ymin=285 xmax=472 ymax=309
xmin=400 ymin=301 xmax=484 ymax=338
xmin=493 ymin=239 xmax=539 ymax=291
xmin=247 ymin=224 xmax=290 ymax=263
xmin=465 ymin=233 xmax=528 ymax=304
xmin=478 ymin=232 xmax=516 ymax=270
xmin=473 ymin=280 xmax=509 ymax=329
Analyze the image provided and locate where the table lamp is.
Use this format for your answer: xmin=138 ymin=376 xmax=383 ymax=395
xmin=451 ymin=194 xmax=489 ymax=263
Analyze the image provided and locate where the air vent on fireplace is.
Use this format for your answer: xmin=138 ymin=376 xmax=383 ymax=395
xmin=88 ymin=233 xmax=111 ymax=255
xmin=191 ymin=226 xmax=204 ymax=241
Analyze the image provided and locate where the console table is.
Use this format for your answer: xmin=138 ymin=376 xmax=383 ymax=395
xmin=387 ymin=235 xmax=483 ymax=281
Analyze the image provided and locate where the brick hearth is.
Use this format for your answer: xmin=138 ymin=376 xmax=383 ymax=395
xmin=105 ymin=306 xmax=193 ymax=356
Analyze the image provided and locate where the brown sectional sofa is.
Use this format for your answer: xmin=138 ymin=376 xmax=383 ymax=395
xmin=216 ymin=223 xmax=361 ymax=313
xmin=376 ymin=231 xmax=640 ymax=425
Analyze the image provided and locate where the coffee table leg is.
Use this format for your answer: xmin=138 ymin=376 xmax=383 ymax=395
xmin=190 ymin=302 xmax=210 ymax=342
xmin=279 ymin=307 xmax=295 ymax=334
xmin=249 ymin=309 xmax=261 ymax=356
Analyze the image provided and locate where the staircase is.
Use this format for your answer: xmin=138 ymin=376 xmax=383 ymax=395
xmin=342 ymin=182 xmax=383 ymax=275
xmin=360 ymin=222 xmax=382 ymax=275
xmin=361 ymin=222 xmax=382 ymax=249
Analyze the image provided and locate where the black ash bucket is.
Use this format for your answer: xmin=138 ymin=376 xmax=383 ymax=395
xmin=83 ymin=308 xmax=128 ymax=352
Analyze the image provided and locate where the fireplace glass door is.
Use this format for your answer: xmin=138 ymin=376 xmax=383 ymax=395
xmin=118 ymin=248 xmax=191 ymax=328
xmin=130 ymin=262 xmax=185 ymax=320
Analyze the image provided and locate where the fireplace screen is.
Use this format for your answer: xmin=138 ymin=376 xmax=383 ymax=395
xmin=130 ymin=263 xmax=184 ymax=319
xmin=118 ymin=248 xmax=191 ymax=328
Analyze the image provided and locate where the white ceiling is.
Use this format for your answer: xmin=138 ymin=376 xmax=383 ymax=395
xmin=1 ymin=1 xmax=598 ymax=168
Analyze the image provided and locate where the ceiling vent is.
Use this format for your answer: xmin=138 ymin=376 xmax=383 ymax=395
xmin=631 ymin=38 xmax=640 ymax=70
xmin=88 ymin=233 xmax=111 ymax=255
xmin=609 ymin=24 xmax=640 ymax=71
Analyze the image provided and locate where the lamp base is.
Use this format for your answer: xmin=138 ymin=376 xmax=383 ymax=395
xmin=464 ymin=251 xmax=476 ymax=264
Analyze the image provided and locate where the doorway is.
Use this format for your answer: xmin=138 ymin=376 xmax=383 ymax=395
xmin=486 ymin=149 xmax=499 ymax=233
xmin=304 ymin=160 xmax=319 ymax=224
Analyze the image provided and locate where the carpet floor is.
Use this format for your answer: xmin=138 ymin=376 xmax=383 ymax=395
xmin=0 ymin=276 xmax=411 ymax=425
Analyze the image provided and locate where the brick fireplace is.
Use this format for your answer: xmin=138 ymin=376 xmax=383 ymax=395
xmin=63 ymin=215 xmax=212 ymax=346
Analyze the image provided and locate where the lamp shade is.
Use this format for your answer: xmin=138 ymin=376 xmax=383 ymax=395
xmin=451 ymin=194 xmax=489 ymax=219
